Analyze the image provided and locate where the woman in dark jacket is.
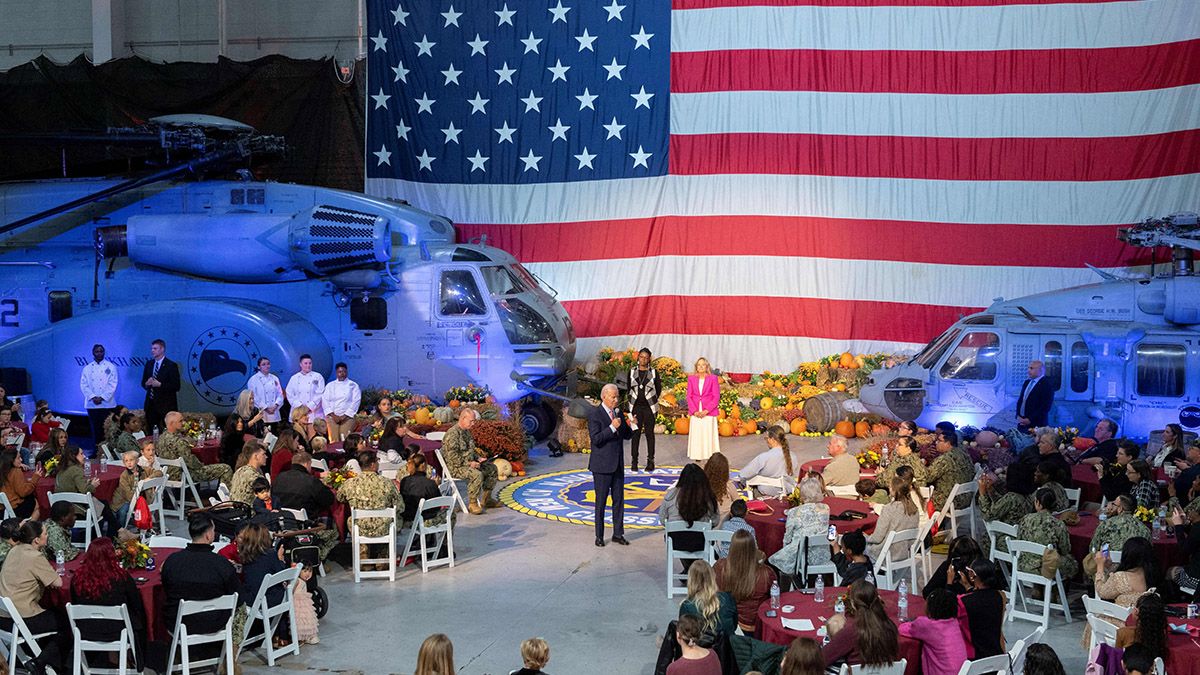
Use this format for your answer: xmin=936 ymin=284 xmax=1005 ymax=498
xmin=237 ymin=523 xmax=290 ymax=646
xmin=70 ymin=537 xmax=150 ymax=671
xmin=401 ymin=454 xmax=446 ymax=525
xmin=954 ymin=558 xmax=1007 ymax=659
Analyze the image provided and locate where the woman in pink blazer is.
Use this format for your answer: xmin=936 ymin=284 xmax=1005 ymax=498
xmin=686 ymin=357 xmax=720 ymax=461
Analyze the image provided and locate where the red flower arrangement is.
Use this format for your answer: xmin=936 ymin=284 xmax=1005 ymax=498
xmin=471 ymin=420 xmax=529 ymax=462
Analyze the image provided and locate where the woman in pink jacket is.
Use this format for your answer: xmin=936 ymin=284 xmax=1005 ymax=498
xmin=686 ymin=358 xmax=720 ymax=462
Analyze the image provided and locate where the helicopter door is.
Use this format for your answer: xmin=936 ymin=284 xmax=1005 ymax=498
xmin=934 ymin=330 xmax=1004 ymax=423
xmin=339 ymin=296 xmax=399 ymax=390
xmin=1125 ymin=340 xmax=1192 ymax=439
xmin=1063 ymin=338 xmax=1093 ymax=401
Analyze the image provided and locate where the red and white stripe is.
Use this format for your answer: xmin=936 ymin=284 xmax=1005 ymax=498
xmin=368 ymin=0 xmax=1200 ymax=373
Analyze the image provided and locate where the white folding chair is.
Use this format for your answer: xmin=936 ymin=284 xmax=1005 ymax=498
xmin=947 ymin=481 xmax=979 ymax=539
xmin=165 ymin=593 xmax=237 ymax=675
xmin=351 ymin=507 xmax=397 ymax=582
xmin=704 ymin=530 xmax=734 ymax=564
xmin=98 ymin=442 xmax=119 ymax=462
xmin=1082 ymin=596 xmax=1131 ymax=651
xmin=147 ymin=535 xmax=190 ymax=549
xmin=0 ymin=596 xmax=55 ymax=675
xmin=1006 ymin=539 xmax=1072 ymax=630
xmin=745 ymin=475 xmax=784 ymax=497
xmin=380 ymin=468 xmax=399 ymax=480
xmin=665 ymin=521 xmax=712 ymax=598
xmin=911 ymin=515 xmax=938 ymax=586
xmin=827 ymin=485 xmax=859 ymax=498
xmin=801 ymin=534 xmax=841 ymax=587
xmin=1153 ymin=657 xmax=1166 ymax=675
xmin=239 ymin=565 xmax=301 ymax=666
xmin=401 ymin=495 xmax=456 ymax=573
xmin=215 ymin=483 xmax=231 ymax=503
xmin=67 ymin=602 xmax=138 ymax=675
xmin=433 ymin=447 xmax=470 ymax=515
xmin=425 ymin=431 xmax=446 ymax=441
xmin=1086 ymin=613 xmax=1120 ymax=651
xmin=159 ymin=457 xmax=203 ymax=520
xmin=280 ymin=507 xmax=308 ymax=522
xmin=0 ymin=492 xmax=14 ymax=519
xmin=49 ymin=492 xmax=104 ymax=549
xmin=1063 ymin=487 xmax=1082 ymax=511
xmin=838 ymin=658 xmax=906 ymax=675
xmin=125 ymin=475 xmax=167 ymax=531
xmin=955 ymin=653 xmax=1010 ymax=675
xmin=872 ymin=528 xmax=919 ymax=591
xmin=309 ymin=458 xmax=329 ymax=472
xmin=1007 ymin=626 xmax=1044 ymax=674
xmin=985 ymin=520 xmax=1018 ymax=580
xmin=131 ymin=431 xmax=145 ymax=441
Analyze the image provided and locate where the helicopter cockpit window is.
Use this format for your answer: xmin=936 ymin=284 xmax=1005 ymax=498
xmin=48 ymin=291 xmax=72 ymax=323
xmin=439 ymin=270 xmax=487 ymax=316
xmin=914 ymin=328 xmax=961 ymax=369
xmin=495 ymin=298 xmax=556 ymax=345
xmin=451 ymin=247 xmax=490 ymax=262
xmin=1043 ymin=341 xmax=1063 ymax=391
xmin=480 ymin=266 xmax=527 ymax=297
xmin=350 ymin=297 xmax=387 ymax=331
xmin=1070 ymin=341 xmax=1091 ymax=393
xmin=939 ymin=332 xmax=1000 ymax=381
xmin=1136 ymin=343 xmax=1186 ymax=398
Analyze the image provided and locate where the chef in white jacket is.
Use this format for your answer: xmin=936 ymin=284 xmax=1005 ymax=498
xmin=321 ymin=362 xmax=361 ymax=442
xmin=80 ymin=343 xmax=118 ymax=444
xmin=246 ymin=356 xmax=285 ymax=431
xmin=285 ymin=354 xmax=326 ymax=424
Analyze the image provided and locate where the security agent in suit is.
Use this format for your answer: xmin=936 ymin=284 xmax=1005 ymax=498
xmin=588 ymin=383 xmax=633 ymax=547
xmin=1015 ymin=360 xmax=1054 ymax=432
xmin=141 ymin=338 xmax=181 ymax=432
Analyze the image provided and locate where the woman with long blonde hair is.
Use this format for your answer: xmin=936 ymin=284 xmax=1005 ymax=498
xmin=234 ymin=390 xmax=264 ymax=437
xmin=678 ymin=559 xmax=737 ymax=637
xmin=866 ymin=477 xmax=921 ymax=562
xmin=702 ymin=452 xmax=742 ymax=518
xmin=415 ymin=633 xmax=455 ymax=675
xmin=686 ymin=357 xmax=720 ymax=462
xmin=715 ymin=530 xmax=777 ymax=632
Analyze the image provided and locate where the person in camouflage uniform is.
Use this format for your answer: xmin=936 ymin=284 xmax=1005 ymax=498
xmin=926 ymin=430 xmax=975 ymax=511
xmin=440 ymin=409 xmax=499 ymax=514
xmin=228 ymin=441 xmax=268 ymax=506
xmin=44 ymin=501 xmax=80 ymax=562
xmin=878 ymin=437 xmax=927 ymax=489
xmin=1034 ymin=461 xmax=1071 ymax=512
xmin=1082 ymin=494 xmax=1151 ymax=576
xmin=1015 ymin=488 xmax=1079 ymax=579
xmin=113 ymin=412 xmax=142 ymax=457
xmin=157 ymin=412 xmax=233 ymax=487
xmin=978 ymin=474 xmax=1033 ymax=555
xmin=337 ymin=450 xmax=403 ymax=566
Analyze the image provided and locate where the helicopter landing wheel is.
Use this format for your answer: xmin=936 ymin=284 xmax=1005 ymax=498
xmin=519 ymin=400 xmax=556 ymax=442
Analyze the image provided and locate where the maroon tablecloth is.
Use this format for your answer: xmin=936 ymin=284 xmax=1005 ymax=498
xmin=757 ymin=587 xmax=924 ymax=675
xmin=799 ymin=458 xmax=876 ymax=480
xmin=195 ymin=438 xmax=221 ymax=466
xmin=32 ymin=464 xmax=123 ymax=514
xmin=1066 ymin=511 xmax=1184 ymax=572
xmin=43 ymin=547 xmax=179 ymax=641
xmin=323 ymin=439 xmax=436 ymax=540
xmin=1160 ymin=608 xmax=1200 ymax=675
xmin=746 ymin=497 xmax=878 ymax=558
xmin=1071 ymin=463 xmax=1170 ymax=506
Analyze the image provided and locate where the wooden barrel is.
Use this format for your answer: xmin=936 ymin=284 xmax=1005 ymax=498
xmin=802 ymin=392 xmax=852 ymax=432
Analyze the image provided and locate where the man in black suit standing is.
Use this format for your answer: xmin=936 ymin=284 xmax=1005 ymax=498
xmin=588 ymin=383 xmax=632 ymax=547
xmin=1015 ymin=360 xmax=1054 ymax=432
xmin=142 ymin=338 xmax=181 ymax=432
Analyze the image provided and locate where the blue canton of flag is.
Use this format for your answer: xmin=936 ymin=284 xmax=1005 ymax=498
xmin=366 ymin=0 xmax=669 ymax=184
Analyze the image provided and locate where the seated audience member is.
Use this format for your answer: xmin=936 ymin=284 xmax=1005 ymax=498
xmin=1121 ymin=644 xmax=1155 ymax=675
xmin=55 ymin=445 xmax=124 ymax=535
xmin=953 ymin=558 xmax=1007 ymax=659
xmin=830 ymin=530 xmax=874 ymax=587
xmin=0 ymin=448 xmax=39 ymax=519
xmin=1115 ymin=593 xmax=1170 ymax=663
xmin=1095 ymin=441 xmax=1139 ymax=502
xmin=250 ymin=477 xmax=274 ymax=515
xmin=679 ymin=560 xmax=738 ymax=639
xmin=1126 ymin=459 xmax=1161 ymax=510
xmin=291 ymin=405 xmax=318 ymax=446
xmin=923 ymin=536 xmax=981 ymax=598
xmin=113 ymin=412 xmax=143 ymax=457
xmin=977 ymin=474 xmax=1032 ymax=555
xmin=234 ymin=389 xmax=265 ymax=438
xmin=1084 ymin=495 xmax=1150 ymax=577
xmin=1015 ymin=488 xmax=1079 ymax=580
xmin=718 ymin=499 xmax=756 ymax=558
xmin=1167 ymin=470 xmax=1200 ymax=518
xmin=714 ymin=530 xmax=776 ymax=631
xmin=103 ymin=405 xmax=129 ymax=449
xmin=660 ymin=464 xmax=720 ymax=571
xmin=0 ymin=517 xmax=20 ymax=568
xmin=1033 ymin=460 xmax=1070 ymax=512
xmin=337 ymin=451 xmax=403 ymax=567
xmin=269 ymin=428 xmax=302 ymax=479
xmin=44 ymin=500 xmax=80 ymax=562
xmin=822 ymin=436 xmax=859 ymax=487
xmin=512 ymin=637 xmax=551 ymax=675
xmin=0 ymin=520 xmax=64 ymax=674
xmin=137 ymin=436 xmax=164 ymax=474
xmin=237 ymin=523 xmax=290 ymax=647
xmin=769 ymin=476 xmax=831 ymax=583
xmin=220 ymin=415 xmax=248 ymax=468
xmin=1167 ymin=505 xmax=1200 ymax=594
xmin=855 ymin=478 xmax=889 ymax=505
xmin=110 ymin=449 xmax=161 ymax=528
xmin=703 ymin=452 xmax=743 ymax=519
xmin=866 ymin=478 xmax=920 ymax=561
xmin=1093 ymin=536 xmax=1159 ymax=606
xmin=898 ymin=588 xmax=968 ymax=675
xmin=877 ymin=436 xmax=926 ymax=488
xmin=160 ymin=513 xmax=241 ymax=663
xmin=1150 ymin=423 xmax=1188 ymax=469
xmin=1078 ymin=419 xmax=1121 ymax=465
xmin=1172 ymin=440 xmax=1200 ymax=499
xmin=1009 ymin=429 xmax=1073 ymax=496
xmin=70 ymin=537 xmax=150 ymax=671
xmin=29 ymin=408 xmax=61 ymax=445
xmin=667 ymin=614 xmax=721 ymax=675
xmin=926 ymin=430 xmax=975 ymax=511
xmin=1023 ymin=644 xmax=1067 ymax=675
xmin=779 ymin=637 xmax=825 ymax=675
xmin=738 ymin=428 xmax=802 ymax=497
xmin=157 ymin=412 xmax=234 ymax=488
xmin=379 ymin=417 xmax=423 ymax=464
xmin=400 ymin=453 xmax=444 ymax=525
xmin=821 ymin=580 xmax=900 ymax=670
xmin=415 ymin=633 xmax=455 ymax=675
xmin=273 ymin=451 xmax=339 ymax=560
xmin=230 ymin=440 xmax=269 ymax=506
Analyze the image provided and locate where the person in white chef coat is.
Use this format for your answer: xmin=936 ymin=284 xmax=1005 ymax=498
xmin=321 ymin=362 xmax=361 ymax=442
xmin=247 ymin=357 xmax=285 ymax=433
xmin=286 ymin=354 xmax=326 ymax=434
xmin=80 ymin=344 xmax=118 ymax=444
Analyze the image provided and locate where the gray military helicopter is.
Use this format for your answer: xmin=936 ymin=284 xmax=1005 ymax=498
xmin=859 ymin=213 xmax=1200 ymax=441
xmin=0 ymin=115 xmax=574 ymax=438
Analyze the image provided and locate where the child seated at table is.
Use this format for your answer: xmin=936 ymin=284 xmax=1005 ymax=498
xmin=251 ymin=477 xmax=274 ymax=515
xmin=855 ymin=479 xmax=890 ymax=505
xmin=1120 ymin=644 xmax=1154 ymax=675
xmin=897 ymin=588 xmax=968 ymax=675
xmin=830 ymin=531 xmax=874 ymax=586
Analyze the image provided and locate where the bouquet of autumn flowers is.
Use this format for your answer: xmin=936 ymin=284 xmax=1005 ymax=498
xmin=42 ymin=455 xmax=60 ymax=476
xmin=323 ymin=468 xmax=355 ymax=489
xmin=857 ymin=447 xmax=883 ymax=469
xmin=117 ymin=539 xmax=152 ymax=569
xmin=181 ymin=419 xmax=204 ymax=439
xmin=445 ymin=384 xmax=491 ymax=404
xmin=1133 ymin=505 xmax=1155 ymax=524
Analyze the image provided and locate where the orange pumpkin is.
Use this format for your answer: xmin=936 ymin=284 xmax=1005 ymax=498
xmin=855 ymin=420 xmax=871 ymax=438
xmin=835 ymin=420 xmax=856 ymax=438
xmin=674 ymin=417 xmax=690 ymax=435
xmin=718 ymin=409 xmax=726 ymax=420
xmin=839 ymin=352 xmax=856 ymax=369
xmin=448 ymin=399 xmax=461 ymax=408
xmin=790 ymin=418 xmax=808 ymax=435
xmin=760 ymin=397 xmax=775 ymax=410
xmin=414 ymin=408 xmax=432 ymax=425
xmin=742 ymin=420 xmax=758 ymax=435
xmin=718 ymin=421 xmax=734 ymax=437
xmin=730 ymin=406 xmax=742 ymax=419
xmin=662 ymin=393 xmax=677 ymax=407
xmin=833 ymin=383 xmax=847 ymax=392
xmin=784 ymin=403 xmax=794 ymax=411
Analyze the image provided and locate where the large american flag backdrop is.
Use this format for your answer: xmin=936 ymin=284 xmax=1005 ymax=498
xmin=364 ymin=0 xmax=1200 ymax=373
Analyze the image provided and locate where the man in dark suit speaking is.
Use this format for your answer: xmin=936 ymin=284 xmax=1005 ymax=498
xmin=588 ymin=383 xmax=632 ymax=547
xmin=1015 ymin=360 xmax=1054 ymax=432
xmin=142 ymin=338 xmax=181 ymax=432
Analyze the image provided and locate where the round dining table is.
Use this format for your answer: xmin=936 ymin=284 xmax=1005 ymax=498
xmin=1159 ymin=606 xmax=1200 ymax=675
xmin=1071 ymin=463 xmax=1170 ymax=506
xmin=746 ymin=497 xmax=878 ymax=558
xmin=323 ymin=438 xmax=441 ymax=539
xmin=42 ymin=547 xmax=180 ymax=641
xmin=1066 ymin=510 xmax=1184 ymax=572
xmin=757 ymin=587 xmax=925 ymax=675
xmin=31 ymin=464 xmax=124 ymax=514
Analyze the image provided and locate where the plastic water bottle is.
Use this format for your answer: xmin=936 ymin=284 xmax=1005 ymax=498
xmin=208 ymin=421 xmax=217 ymax=439
xmin=152 ymin=425 xmax=160 ymax=441
xmin=1157 ymin=506 xmax=1168 ymax=536
xmin=1098 ymin=510 xmax=1108 ymax=522
xmin=897 ymin=579 xmax=910 ymax=621
xmin=768 ymin=580 xmax=781 ymax=617
xmin=814 ymin=575 xmax=825 ymax=603
xmin=83 ymin=460 xmax=91 ymax=477
xmin=834 ymin=596 xmax=846 ymax=614
xmin=55 ymin=550 xmax=65 ymax=576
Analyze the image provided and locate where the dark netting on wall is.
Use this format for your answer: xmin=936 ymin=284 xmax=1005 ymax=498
xmin=0 ymin=54 xmax=365 ymax=191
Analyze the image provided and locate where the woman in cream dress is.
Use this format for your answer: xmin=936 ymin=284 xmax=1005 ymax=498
xmin=686 ymin=358 xmax=720 ymax=462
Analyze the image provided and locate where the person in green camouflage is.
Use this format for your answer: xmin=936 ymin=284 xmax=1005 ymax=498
xmin=229 ymin=440 xmax=268 ymax=506
xmin=44 ymin=501 xmax=80 ymax=563
xmin=1015 ymin=488 xmax=1078 ymax=579
xmin=337 ymin=450 xmax=403 ymax=566
xmin=926 ymin=430 xmax=975 ymax=511
xmin=878 ymin=437 xmax=927 ymax=490
xmin=1082 ymin=494 xmax=1151 ymax=577
xmin=441 ymin=409 xmax=499 ymax=514
xmin=1034 ymin=461 xmax=1071 ymax=512
xmin=157 ymin=412 xmax=233 ymax=487
xmin=978 ymin=474 xmax=1032 ymax=555
xmin=112 ymin=413 xmax=142 ymax=457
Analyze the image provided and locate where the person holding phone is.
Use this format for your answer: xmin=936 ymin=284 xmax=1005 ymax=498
xmin=1167 ymin=505 xmax=1200 ymax=597
xmin=952 ymin=558 xmax=1007 ymax=659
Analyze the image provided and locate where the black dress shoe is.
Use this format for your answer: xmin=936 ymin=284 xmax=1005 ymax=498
xmin=612 ymin=535 xmax=630 ymax=545
xmin=645 ymin=462 xmax=655 ymax=472
xmin=630 ymin=464 xmax=639 ymax=473
xmin=595 ymin=537 xmax=606 ymax=547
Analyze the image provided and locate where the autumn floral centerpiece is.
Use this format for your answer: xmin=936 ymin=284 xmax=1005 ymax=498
xmin=323 ymin=468 xmax=356 ymax=489
xmin=117 ymin=539 xmax=152 ymax=569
